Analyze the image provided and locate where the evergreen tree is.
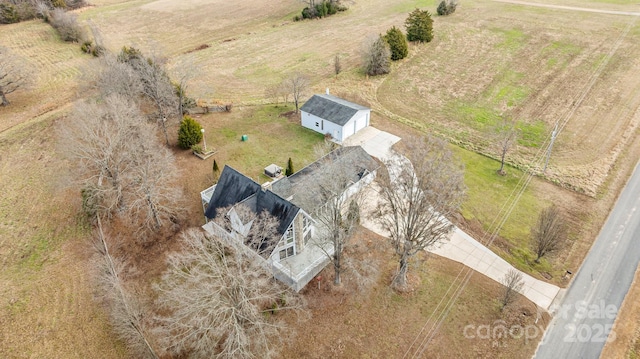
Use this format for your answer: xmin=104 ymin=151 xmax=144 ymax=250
xmin=385 ymin=26 xmax=408 ymax=61
xmin=177 ymin=115 xmax=203 ymax=149
xmin=405 ymin=9 xmax=434 ymax=43
xmin=285 ymin=157 xmax=294 ymax=177
xmin=212 ymin=159 xmax=219 ymax=174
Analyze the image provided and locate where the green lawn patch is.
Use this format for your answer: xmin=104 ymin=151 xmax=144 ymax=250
xmin=201 ymin=105 xmax=324 ymax=181
xmin=453 ymin=146 xmax=548 ymax=262
xmin=517 ymin=120 xmax=546 ymax=148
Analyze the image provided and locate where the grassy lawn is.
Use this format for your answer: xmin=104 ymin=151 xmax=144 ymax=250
xmin=196 ymin=104 xmax=324 ymax=181
xmin=452 ymin=147 xmax=553 ymax=275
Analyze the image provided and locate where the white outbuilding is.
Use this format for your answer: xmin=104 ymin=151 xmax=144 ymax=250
xmin=300 ymin=92 xmax=371 ymax=143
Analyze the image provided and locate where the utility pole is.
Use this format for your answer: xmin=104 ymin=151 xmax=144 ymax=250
xmin=544 ymin=122 xmax=558 ymax=173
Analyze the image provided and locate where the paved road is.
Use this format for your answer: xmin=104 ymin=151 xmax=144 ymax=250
xmin=534 ymin=161 xmax=640 ymax=359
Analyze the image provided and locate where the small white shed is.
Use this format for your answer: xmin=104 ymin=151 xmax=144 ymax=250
xmin=300 ymin=93 xmax=370 ymax=143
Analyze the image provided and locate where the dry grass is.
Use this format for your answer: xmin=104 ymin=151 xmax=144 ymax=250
xmin=2 ymin=0 xmax=640 ymax=357
xmin=0 ymin=114 xmax=125 ymax=358
xmin=283 ymin=228 xmax=549 ymax=358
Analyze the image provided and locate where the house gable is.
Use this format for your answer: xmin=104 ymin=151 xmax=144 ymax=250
xmin=205 ymin=165 xmax=302 ymax=258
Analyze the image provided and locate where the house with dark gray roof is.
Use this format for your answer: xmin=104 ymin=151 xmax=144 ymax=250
xmin=200 ymin=146 xmax=378 ymax=292
xmin=300 ymin=93 xmax=371 ymax=143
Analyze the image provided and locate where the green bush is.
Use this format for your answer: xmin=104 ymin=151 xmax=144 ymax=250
xmin=285 ymin=157 xmax=294 ymax=176
xmin=51 ymin=0 xmax=67 ymax=8
xmin=405 ymin=8 xmax=433 ymax=43
xmin=0 ymin=3 xmax=20 ymax=24
xmin=178 ymin=115 xmax=203 ymax=149
xmin=385 ymin=26 xmax=408 ymax=61
xmin=117 ymin=46 xmax=144 ymax=64
xmin=437 ymin=0 xmax=457 ymax=16
xmin=81 ymin=41 xmax=105 ymax=57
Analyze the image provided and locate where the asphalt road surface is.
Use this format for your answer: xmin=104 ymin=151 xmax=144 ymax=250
xmin=534 ymin=162 xmax=640 ymax=359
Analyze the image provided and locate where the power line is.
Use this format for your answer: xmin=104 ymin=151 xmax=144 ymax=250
xmin=403 ymin=16 xmax=637 ymax=358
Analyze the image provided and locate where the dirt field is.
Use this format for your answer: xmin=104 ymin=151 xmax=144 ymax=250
xmin=2 ymin=0 xmax=640 ymax=357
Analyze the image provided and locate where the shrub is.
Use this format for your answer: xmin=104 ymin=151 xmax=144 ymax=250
xmin=117 ymin=46 xmax=144 ymax=64
xmin=191 ymin=144 xmax=203 ymax=154
xmin=0 ymin=3 xmax=20 ymax=24
xmin=51 ymin=0 xmax=67 ymax=8
xmin=285 ymin=157 xmax=294 ymax=177
xmin=177 ymin=115 xmax=203 ymax=149
xmin=49 ymin=8 xmax=84 ymax=42
xmin=301 ymin=6 xmax=317 ymax=19
xmin=437 ymin=0 xmax=457 ymax=16
xmin=315 ymin=1 xmax=328 ymax=17
xmin=385 ymin=26 xmax=408 ymax=61
xmin=80 ymin=40 xmax=103 ymax=57
xmin=15 ymin=2 xmax=37 ymax=21
xmin=405 ymin=8 xmax=433 ymax=43
xmin=363 ymin=35 xmax=391 ymax=76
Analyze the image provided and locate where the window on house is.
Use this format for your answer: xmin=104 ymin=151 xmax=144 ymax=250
xmin=285 ymin=226 xmax=294 ymax=244
xmin=279 ymin=247 xmax=294 ymax=259
xmin=303 ymin=216 xmax=311 ymax=233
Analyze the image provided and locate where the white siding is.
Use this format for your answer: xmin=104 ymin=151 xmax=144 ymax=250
xmin=301 ymin=111 xmax=343 ymax=140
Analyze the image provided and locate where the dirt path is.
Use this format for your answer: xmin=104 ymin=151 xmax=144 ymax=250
xmin=492 ymin=0 xmax=640 ymax=16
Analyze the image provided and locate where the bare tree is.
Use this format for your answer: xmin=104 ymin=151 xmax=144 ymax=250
xmin=62 ymin=94 xmax=182 ymax=234
xmin=362 ymin=34 xmax=391 ymax=76
xmin=49 ymin=8 xmax=85 ymax=42
xmin=494 ymin=118 xmax=519 ymax=175
xmin=127 ymin=125 xmax=182 ymax=233
xmin=171 ymin=57 xmax=199 ymax=115
xmin=374 ymin=136 xmax=466 ymax=290
xmin=0 ymin=46 xmax=30 ymax=106
xmin=306 ymin=162 xmax=362 ymax=285
xmin=155 ymin=228 xmax=302 ymax=359
xmin=500 ymin=269 xmax=524 ymax=311
xmin=283 ymin=72 xmax=309 ymax=113
xmin=128 ymin=51 xmax=179 ymax=145
xmin=532 ymin=205 xmax=567 ymax=263
xmin=93 ymin=54 xmax=143 ymax=102
xmin=62 ymin=95 xmax=143 ymax=214
xmin=94 ymin=216 xmax=159 ymax=359
xmin=312 ymin=139 xmax=335 ymax=159
xmin=334 ymin=54 xmax=342 ymax=78
xmin=212 ymin=203 xmax=280 ymax=258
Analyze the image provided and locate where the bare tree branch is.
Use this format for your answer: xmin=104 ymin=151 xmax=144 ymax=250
xmin=374 ymin=136 xmax=466 ymax=290
xmin=0 ymin=46 xmax=32 ymax=106
xmin=154 ymin=228 xmax=304 ymax=359
xmin=493 ymin=118 xmax=519 ymax=175
xmin=283 ymin=73 xmax=309 ymax=113
xmin=212 ymin=204 xmax=280 ymax=259
xmin=304 ymin=158 xmax=363 ymax=286
xmin=532 ymin=205 xmax=567 ymax=263
xmin=500 ymin=269 xmax=524 ymax=311
xmin=94 ymin=216 xmax=159 ymax=359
